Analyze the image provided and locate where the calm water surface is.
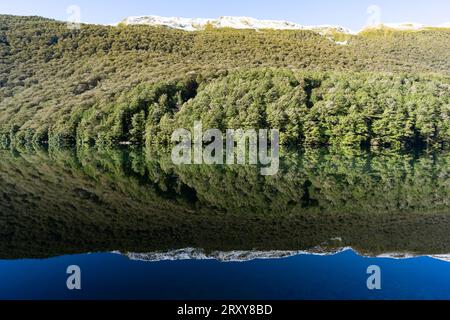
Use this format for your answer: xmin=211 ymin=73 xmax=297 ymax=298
xmin=0 ymin=146 xmax=449 ymax=299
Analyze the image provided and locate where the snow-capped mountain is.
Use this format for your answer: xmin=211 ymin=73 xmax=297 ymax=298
xmin=438 ymin=22 xmax=450 ymax=28
xmin=114 ymin=247 xmax=450 ymax=263
xmin=363 ymin=22 xmax=450 ymax=31
xmin=119 ymin=15 xmax=450 ymax=34
xmin=120 ymin=15 xmax=354 ymax=34
xmin=120 ymin=248 xmax=303 ymax=262
xmin=368 ymin=22 xmax=428 ymax=31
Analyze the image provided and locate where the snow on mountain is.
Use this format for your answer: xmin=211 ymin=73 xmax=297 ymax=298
xmin=363 ymin=22 xmax=450 ymax=31
xmin=121 ymin=248 xmax=303 ymax=262
xmin=381 ymin=22 xmax=427 ymax=30
xmin=119 ymin=15 xmax=450 ymax=36
xmin=120 ymin=15 xmax=354 ymax=34
xmin=114 ymin=247 xmax=450 ymax=263
xmin=114 ymin=247 xmax=349 ymax=263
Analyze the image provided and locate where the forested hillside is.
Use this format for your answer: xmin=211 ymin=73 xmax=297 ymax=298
xmin=0 ymin=15 xmax=449 ymax=148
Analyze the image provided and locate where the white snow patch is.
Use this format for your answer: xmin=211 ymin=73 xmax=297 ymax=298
xmin=120 ymin=15 xmax=355 ymax=34
xmin=113 ymin=247 xmax=450 ymax=263
xmin=438 ymin=22 xmax=450 ymax=28
xmin=361 ymin=22 xmax=450 ymax=32
xmin=118 ymin=16 xmax=450 ymax=35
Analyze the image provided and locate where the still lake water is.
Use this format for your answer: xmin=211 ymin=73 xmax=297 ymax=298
xmin=0 ymin=146 xmax=449 ymax=300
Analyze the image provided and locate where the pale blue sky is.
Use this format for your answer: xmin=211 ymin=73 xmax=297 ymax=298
xmin=0 ymin=0 xmax=449 ymax=31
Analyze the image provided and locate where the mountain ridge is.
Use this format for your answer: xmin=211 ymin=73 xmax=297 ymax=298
xmin=119 ymin=15 xmax=355 ymax=34
xmin=119 ymin=14 xmax=450 ymax=34
xmin=119 ymin=248 xmax=450 ymax=263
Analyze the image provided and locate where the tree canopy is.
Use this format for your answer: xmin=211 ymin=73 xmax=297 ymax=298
xmin=1 ymin=15 xmax=449 ymax=149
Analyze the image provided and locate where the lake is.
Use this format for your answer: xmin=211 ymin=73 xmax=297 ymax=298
xmin=0 ymin=146 xmax=449 ymax=299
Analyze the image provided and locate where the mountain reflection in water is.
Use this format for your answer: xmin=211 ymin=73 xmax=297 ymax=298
xmin=0 ymin=146 xmax=449 ymax=260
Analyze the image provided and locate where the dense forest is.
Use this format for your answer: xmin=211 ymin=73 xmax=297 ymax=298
xmin=0 ymin=15 xmax=449 ymax=149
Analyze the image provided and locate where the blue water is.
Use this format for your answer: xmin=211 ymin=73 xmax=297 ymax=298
xmin=1 ymin=250 xmax=450 ymax=300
